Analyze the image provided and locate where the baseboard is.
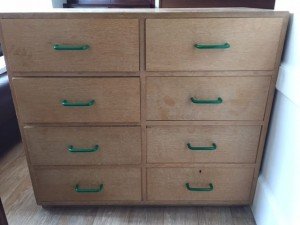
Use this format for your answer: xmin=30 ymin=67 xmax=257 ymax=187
xmin=276 ymin=63 xmax=300 ymax=107
xmin=251 ymin=176 xmax=286 ymax=225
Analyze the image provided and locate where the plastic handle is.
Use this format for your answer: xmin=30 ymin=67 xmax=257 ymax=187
xmin=68 ymin=145 xmax=99 ymax=153
xmin=61 ymin=99 xmax=95 ymax=107
xmin=187 ymin=143 xmax=217 ymax=151
xmin=53 ymin=44 xmax=90 ymax=51
xmin=185 ymin=183 xmax=214 ymax=192
xmin=194 ymin=43 xmax=230 ymax=49
xmin=74 ymin=184 xmax=104 ymax=193
xmin=191 ymin=97 xmax=223 ymax=104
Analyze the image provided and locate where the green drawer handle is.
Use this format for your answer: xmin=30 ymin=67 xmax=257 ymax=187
xmin=53 ymin=44 xmax=90 ymax=51
xmin=61 ymin=99 xmax=95 ymax=107
xmin=194 ymin=42 xmax=230 ymax=49
xmin=68 ymin=145 xmax=99 ymax=153
xmin=185 ymin=183 xmax=214 ymax=192
xmin=74 ymin=184 xmax=104 ymax=193
xmin=187 ymin=143 xmax=217 ymax=151
xmin=191 ymin=97 xmax=223 ymax=104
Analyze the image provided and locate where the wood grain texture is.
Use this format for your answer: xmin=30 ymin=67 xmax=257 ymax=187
xmin=1 ymin=19 xmax=139 ymax=72
xmin=164 ymin=206 xmax=198 ymax=225
xmin=147 ymin=125 xmax=261 ymax=163
xmin=0 ymin=144 xmax=256 ymax=224
xmin=139 ymin=18 xmax=147 ymax=202
xmin=146 ymin=120 xmax=263 ymax=126
xmin=34 ymin=167 xmax=142 ymax=202
xmin=145 ymin=71 xmax=274 ymax=77
xmin=0 ymin=10 xmax=289 ymax=207
xmin=249 ymin=14 xmax=290 ymax=202
xmin=12 ymin=77 xmax=140 ymax=123
xmin=147 ymin=167 xmax=254 ymax=201
xmin=0 ymin=8 xmax=289 ymax=20
xmin=146 ymin=163 xmax=255 ymax=168
xmin=146 ymin=18 xmax=283 ymax=71
xmin=11 ymin=72 xmax=141 ymax=77
xmin=24 ymin=126 xmax=141 ymax=165
xmin=0 ymin=199 xmax=8 ymax=225
xmin=230 ymin=206 xmax=257 ymax=225
xmin=0 ymin=21 xmax=44 ymax=208
xmin=0 ymin=147 xmax=29 ymax=207
xmin=198 ymin=207 xmax=233 ymax=224
xmin=146 ymin=76 xmax=270 ymax=121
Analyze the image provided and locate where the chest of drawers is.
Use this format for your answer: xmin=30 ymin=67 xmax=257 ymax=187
xmin=0 ymin=8 xmax=289 ymax=206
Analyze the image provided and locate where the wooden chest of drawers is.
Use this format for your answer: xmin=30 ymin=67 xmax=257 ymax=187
xmin=0 ymin=8 xmax=289 ymax=205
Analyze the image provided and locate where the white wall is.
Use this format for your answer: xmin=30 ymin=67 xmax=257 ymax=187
xmin=0 ymin=0 xmax=52 ymax=10
xmin=252 ymin=1 xmax=300 ymax=225
xmin=0 ymin=0 xmax=66 ymax=10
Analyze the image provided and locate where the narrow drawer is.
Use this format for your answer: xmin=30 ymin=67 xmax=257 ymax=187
xmin=34 ymin=167 xmax=141 ymax=202
xmin=25 ymin=126 xmax=141 ymax=165
xmin=13 ymin=77 xmax=140 ymax=123
xmin=147 ymin=167 xmax=254 ymax=201
xmin=147 ymin=125 xmax=261 ymax=163
xmin=146 ymin=18 xmax=283 ymax=71
xmin=146 ymin=76 xmax=270 ymax=121
xmin=1 ymin=19 xmax=139 ymax=72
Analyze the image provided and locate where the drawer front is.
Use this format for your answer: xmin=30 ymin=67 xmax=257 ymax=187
xmin=147 ymin=125 xmax=261 ymax=163
xmin=25 ymin=126 xmax=141 ymax=165
xmin=147 ymin=167 xmax=254 ymax=201
xmin=146 ymin=18 xmax=283 ymax=71
xmin=146 ymin=77 xmax=270 ymax=121
xmin=35 ymin=167 xmax=141 ymax=202
xmin=13 ymin=77 xmax=140 ymax=123
xmin=1 ymin=19 xmax=139 ymax=72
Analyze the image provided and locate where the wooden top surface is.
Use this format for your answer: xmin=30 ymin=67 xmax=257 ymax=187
xmin=0 ymin=8 xmax=289 ymax=19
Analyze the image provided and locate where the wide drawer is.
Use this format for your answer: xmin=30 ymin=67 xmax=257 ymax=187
xmin=13 ymin=77 xmax=140 ymax=123
xmin=146 ymin=18 xmax=283 ymax=71
xmin=1 ymin=19 xmax=139 ymax=72
xmin=146 ymin=76 xmax=270 ymax=121
xmin=147 ymin=167 xmax=254 ymax=201
xmin=25 ymin=126 xmax=141 ymax=165
xmin=147 ymin=125 xmax=261 ymax=163
xmin=34 ymin=167 xmax=141 ymax=202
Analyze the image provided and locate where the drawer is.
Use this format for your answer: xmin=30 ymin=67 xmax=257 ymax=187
xmin=35 ymin=167 xmax=141 ymax=202
xmin=146 ymin=76 xmax=270 ymax=121
xmin=1 ymin=19 xmax=139 ymax=72
xmin=13 ymin=77 xmax=140 ymax=123
xmin=147 ymin=167 xmax=254 ymax=201
xmin=147 ymin=125 xmax=261 ymax=163
xmin=25 ymin=126 xmax=141 ymax=165
xmin=146 ymin=18 xmax=283 ymax=71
